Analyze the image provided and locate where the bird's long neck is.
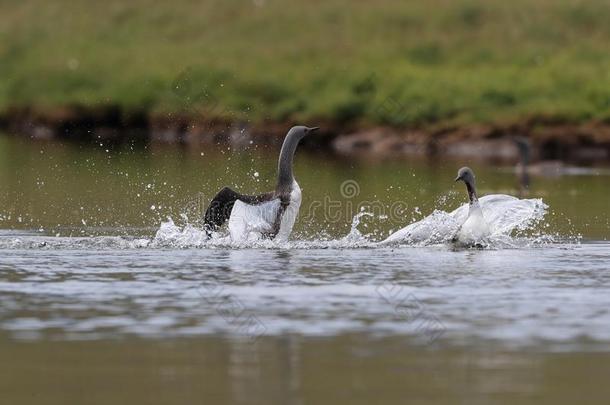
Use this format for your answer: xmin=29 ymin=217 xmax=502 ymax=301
xmin=519 ymin=142 xmax=531 ymax=168
xmin=466 ymin=181 xmax=478 ymax=206
xmin=515 ymin=142 xmax=530 ymax=196
xmin=521 ymin=150 xmax=530 ymax=168
xmin=276 ymin=133 xmax=300 ymax=192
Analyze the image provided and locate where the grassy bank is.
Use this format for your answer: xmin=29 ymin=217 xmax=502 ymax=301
xmin=2 ymin=0 xmax=610 ymax=128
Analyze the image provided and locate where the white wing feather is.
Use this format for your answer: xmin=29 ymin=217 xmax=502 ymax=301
xmin=228 ymin=199 xmax=281 ymax=242
xmin=382 ymin=194 xmax=547 ymax=245
xmin=227 ymin=181 xmax=302 ymax=242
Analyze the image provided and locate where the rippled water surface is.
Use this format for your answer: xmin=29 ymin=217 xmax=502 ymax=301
xmin=1 ymin=135 xmax=609 ymax=404
xmin=1 ymin=233 xmax=608 ymax=347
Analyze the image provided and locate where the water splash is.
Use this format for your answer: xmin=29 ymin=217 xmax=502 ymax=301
xmin=152 ymin=207 xmax=387 ymax=249
xmin=150 ymin=194 xmax=552 ymax=250
xmin=152 ymin=217 xmax=209 ymax=247
xmin=381 ymin=194 xmax=550 ymax=248
xmin=0 ymin=194 xmax=561 ymax=250
xmin=340 ymin=211 xmax=374 ymax=244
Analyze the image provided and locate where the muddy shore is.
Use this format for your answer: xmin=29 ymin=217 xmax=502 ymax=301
xmin=2 ymin=106 xmax=610 ymax=164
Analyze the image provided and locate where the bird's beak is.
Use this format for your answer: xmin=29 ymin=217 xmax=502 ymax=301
xmin=454 ymin=176 xmax=461 ymax=182
xmin=306 ymin=127 xmax=320 ymax=133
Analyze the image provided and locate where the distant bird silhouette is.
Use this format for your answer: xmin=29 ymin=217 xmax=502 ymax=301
xmin=512 ymin=136 xmax=567 ymax=176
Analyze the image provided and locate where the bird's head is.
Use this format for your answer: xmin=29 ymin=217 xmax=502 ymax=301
xmin=454 ymin=167 xmax=476 ymax=186
xmin=287 ymin=126 xmax=319 ymax=140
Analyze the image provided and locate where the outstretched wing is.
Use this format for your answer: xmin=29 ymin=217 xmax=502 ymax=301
xmin=203 ymin=187 xmax=273 ymax=235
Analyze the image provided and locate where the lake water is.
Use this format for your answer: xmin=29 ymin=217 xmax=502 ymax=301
xmin=1 ymin=134 xmax=609 ymax=404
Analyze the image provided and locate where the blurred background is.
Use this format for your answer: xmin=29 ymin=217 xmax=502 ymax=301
xmin=1 ymin=0 xmax=610 ymax=159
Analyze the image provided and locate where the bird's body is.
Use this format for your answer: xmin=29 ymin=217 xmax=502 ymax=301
xmin=454 ymin=199 xmax=490 ymax=246
xmin=380 ymin=167 xmax=491 ymax=247
xmin=203 ymin=126 xmax=316 ymax=241
xmin=381 ymin=193 xmax=544 ymax=246
xmin=452 ymin=167 xmax=491 ymax=246
xmin=228 ymin=180 xmax=302 ymax=242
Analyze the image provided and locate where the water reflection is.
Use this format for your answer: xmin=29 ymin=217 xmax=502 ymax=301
xmin=2 ymin=335 xmax=610 ymax=405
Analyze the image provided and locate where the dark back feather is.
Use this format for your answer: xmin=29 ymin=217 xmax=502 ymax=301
xmin=203 ymin=187 xmax=274 ymax=236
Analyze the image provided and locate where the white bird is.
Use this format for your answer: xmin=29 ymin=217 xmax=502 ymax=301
xmin=203 ymin=126 xmax=318 ymax=242
xmin=381 ymin=167 xmax=547 ymax=247
xmin=452 ymin=167 xmax=491 ymax=246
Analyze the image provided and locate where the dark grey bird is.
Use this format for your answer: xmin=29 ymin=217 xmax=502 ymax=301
xmin=203 ymin=126 xmax=318 ymax=241
xmin=513 ymin=136 xmax=571 ymax=175
xmin=512 ymin=136 xmax=605 ymax=184
xmin=512 ymin=136 xmax=531 ymax=195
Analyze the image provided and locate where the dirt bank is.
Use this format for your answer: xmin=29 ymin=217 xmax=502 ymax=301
xmin=2 ymin=106 xmax=610 ymax=164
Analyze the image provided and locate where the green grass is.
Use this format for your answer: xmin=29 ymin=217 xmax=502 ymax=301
xmin=1 ymin=0 xmax=610 ymax=127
